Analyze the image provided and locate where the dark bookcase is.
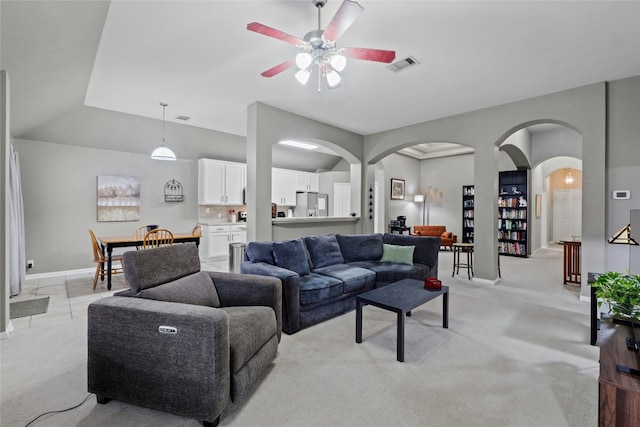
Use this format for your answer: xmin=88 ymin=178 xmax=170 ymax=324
xmin=462 ymin=185 xmax=474 ymax=243
xmin=498 ymin=170 xmax=529 ymax=257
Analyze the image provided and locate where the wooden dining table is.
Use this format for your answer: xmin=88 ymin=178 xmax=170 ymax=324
xmin=98 ymin=233 xmax=200 ymax=290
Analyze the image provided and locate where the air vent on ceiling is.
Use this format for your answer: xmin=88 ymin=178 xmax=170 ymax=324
xmin=387 ymin=56 xmax=420 ymax=73
xmin=176 ymin=115 xmax=190 ymax=121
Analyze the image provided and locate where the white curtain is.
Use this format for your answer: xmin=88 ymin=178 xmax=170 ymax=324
xmin=9 ymin=144 xmax=25 ymax=296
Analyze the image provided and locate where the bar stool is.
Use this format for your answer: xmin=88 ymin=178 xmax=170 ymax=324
xmin=452 ymin=243 xmax=474 ymax=279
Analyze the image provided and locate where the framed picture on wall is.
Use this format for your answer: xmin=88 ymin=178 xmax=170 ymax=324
xmin=97 ymin=175 xmax=141 ymax=222
xmin=390 ymin=178 xmax=405 ymax=200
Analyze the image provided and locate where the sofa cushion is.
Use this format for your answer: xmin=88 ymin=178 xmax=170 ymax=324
xmin=380 ymin=243 xmax=414 ymax=265
xmin=123 ymin=244 xmax=201 ymax=292
xmin=336 ymin=233 xmax=384 ymax=263
xmin=137 ymin=271 xmax=221 ymax=307
xmin=298 ymin=273 xmax=343 ymax=305
xmin=383 ymin=233 xmax=440 ymax=267
xmin=441 ymin=231 xmax=453 ymax=238
xmin=245 ymin=241 xmax=275 ymax=265
xmin=312 ymin=264 xmax=376 ymax=294
xmin=304 ymin=234 xmax=344 ymax=269
xmin=348 ymin=260 xmax=429 ymax=286
xmin=222 ymin=306 xmax=277 ymax=374
xmin=273 ymin=238 xmax=310 ymax=275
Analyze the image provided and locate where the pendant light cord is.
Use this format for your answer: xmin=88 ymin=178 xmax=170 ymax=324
xmin=160 ymin=102 xmax=167 ymax=146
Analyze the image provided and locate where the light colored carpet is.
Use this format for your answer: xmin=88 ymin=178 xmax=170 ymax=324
xmin=0 ymin=248 xmax=599 ymax=426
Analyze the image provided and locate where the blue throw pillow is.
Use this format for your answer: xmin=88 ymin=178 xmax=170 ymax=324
xmin=380 ymin=244 xmax=414 ymax=265
xmin=273 ymin=238 xmax=311 ymax=275
xmin=336 ymin=233 xmax=384 ymax=262
xmin=304 ymin=235 xmax=344 ymax=269
xmin=245 ymin=241 xmax=275 ymax=264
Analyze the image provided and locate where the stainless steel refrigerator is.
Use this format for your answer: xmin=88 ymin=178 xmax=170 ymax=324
xmin=294 ymin=192 xmax=328 ymax=217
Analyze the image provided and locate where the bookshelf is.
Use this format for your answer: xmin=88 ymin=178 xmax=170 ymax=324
xmin=498 ymin=170 xmax=529 ymax=257
xmin=462 ymin=185 xmax=474 ymax=243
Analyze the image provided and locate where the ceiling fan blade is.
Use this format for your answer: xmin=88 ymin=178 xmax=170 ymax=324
xmin=323 ymin=0 xmax=364 ymax=42
xmin=341 ymin=47 xmax=396 ymax=63
xmin=247 ymin=22 xmax=305 ymax=46
xmin=261 ymin=59 xmax=297 ymax=78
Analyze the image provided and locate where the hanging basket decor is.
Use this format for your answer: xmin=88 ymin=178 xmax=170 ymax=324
xmin=164 ymin=179 xmax=184 ymax=202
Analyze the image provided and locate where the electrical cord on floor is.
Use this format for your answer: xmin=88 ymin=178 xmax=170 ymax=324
xmin=24 ymin=393 xmax=93 ymax=427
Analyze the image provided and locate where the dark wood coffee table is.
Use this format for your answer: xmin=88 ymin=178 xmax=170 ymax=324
xmin=355 ymin=278 xmax=449 ymax=362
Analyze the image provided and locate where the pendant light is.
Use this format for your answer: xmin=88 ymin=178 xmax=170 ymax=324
xmin=150 ymin=102 xmax=177 ymax=161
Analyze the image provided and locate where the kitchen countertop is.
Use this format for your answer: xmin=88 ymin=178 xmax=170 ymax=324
xmin=198 ymin=222 xmax=247 ymax=226
xmin=272 ymin=216 xmax=360 ymax=224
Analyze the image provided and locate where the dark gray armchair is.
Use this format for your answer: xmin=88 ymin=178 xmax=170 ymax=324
xmin=87 ymin=243 xmax=282 ymax=427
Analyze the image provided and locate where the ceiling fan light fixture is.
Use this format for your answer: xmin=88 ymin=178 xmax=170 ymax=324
xmin=151 ymin=102 xmax=177 ymax=161
xmin=296 ymin=52 xmax=313 ymax=70
xmin=325 ymin=68 xmax=341 ymax=88
xmin=329 ymin=53 xmax=347 ymax=72
xmin=295 ymin=68 xmax=311 ymax=85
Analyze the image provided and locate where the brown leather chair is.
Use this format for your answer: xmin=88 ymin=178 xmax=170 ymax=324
xmin=412 ymin=225 xmax=457 ymax=251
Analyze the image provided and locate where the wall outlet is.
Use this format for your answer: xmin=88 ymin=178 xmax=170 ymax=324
xmin=27 ymin=260 xmax=34 ymax=269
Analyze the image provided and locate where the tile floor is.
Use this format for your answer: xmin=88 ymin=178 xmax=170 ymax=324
xmin=8 ymin=258 xmax=229 ymax=330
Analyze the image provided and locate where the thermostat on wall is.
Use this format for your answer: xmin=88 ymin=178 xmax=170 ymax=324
xmin=613 ymin=190 xmax=631 ymax=200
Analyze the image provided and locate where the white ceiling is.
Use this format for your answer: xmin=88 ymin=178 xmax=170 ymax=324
xmin=2 ymin=0 xmax=640 ymax=148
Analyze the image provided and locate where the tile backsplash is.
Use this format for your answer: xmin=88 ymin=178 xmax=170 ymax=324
xmin=198 ymin=205 xmax=245 ymax=223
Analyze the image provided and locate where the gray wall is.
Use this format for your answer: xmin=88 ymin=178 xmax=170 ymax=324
xmin=380 ymin=153 xmax=421 ymax=229
xmin=14 ymin=139 xmax=199 ymax=274
xmin=606 ymin=76 xmax=640 ymax=273
xmin=1 ymin=71 xmax=10 ymax=334
xmin=364 ymin=81 xmax=608 ymax=298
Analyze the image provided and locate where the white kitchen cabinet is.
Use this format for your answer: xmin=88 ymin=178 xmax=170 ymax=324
xmin=200 ymin=224 xmax=247 ymax=260
xmin=198 ymin=159 xmax=245 ymax=205
xmin=271 ymin=168 xmax=297 ymax=206
xmin=295 ymin=171 xmax=319 ymax=192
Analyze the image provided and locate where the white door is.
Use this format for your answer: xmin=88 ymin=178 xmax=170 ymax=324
xmin=333 ymin=183 xmax=351 ymax=216
xmin=553 ymin=189 xmax=582 ymax=242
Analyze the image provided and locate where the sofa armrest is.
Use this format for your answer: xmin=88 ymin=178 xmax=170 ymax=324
xmin=240 ymin=261 xmax=301 ymax=334
xmin=240 ymin=261 xmax=298 ymax=280
xmin=88 ymin=297 xmax=229 ymax=424
xmin=207 ymin=271 xmax=283 ymax=341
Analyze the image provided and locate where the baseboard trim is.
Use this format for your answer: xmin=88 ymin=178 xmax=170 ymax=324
xmin=1 ymin=321 xmax=15 ymax=339
xmin=26 ymin=267 xmax=94 ymax=280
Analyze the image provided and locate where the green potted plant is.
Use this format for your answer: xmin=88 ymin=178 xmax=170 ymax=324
xmin=590 ymin=271 xmax=640 ymax=322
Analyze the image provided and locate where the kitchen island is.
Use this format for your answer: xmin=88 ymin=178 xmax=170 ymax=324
xmin=272 ymin=216 xmax=360 ymax=240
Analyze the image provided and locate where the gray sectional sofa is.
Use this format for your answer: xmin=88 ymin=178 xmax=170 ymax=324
xmin=241 ymin=233 xmax=440 ymax=334
xmin=87 ymin=244 xmax=282 ymax=427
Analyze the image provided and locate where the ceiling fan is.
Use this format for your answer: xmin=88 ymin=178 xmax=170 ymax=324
xmin=247 ymin=0 xmax=396 ymax=91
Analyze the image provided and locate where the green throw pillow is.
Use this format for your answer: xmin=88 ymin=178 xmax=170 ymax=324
xmin=380 ymin=244 xmax=414 ymax=265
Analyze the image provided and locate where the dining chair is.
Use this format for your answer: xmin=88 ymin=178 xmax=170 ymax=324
xmin=142 ymin=228 xmax=174 ymax=249
xmin=133 ymin=225 xmax=147 ymax=250
xmin=89 ymin=229 xmax=123 ymax=290
xmin=192 ymin=224 xmax=203 ymax=237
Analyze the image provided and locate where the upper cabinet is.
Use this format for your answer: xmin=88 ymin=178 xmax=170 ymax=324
xmin=198 ymin=159 xmax=246 ymax=205
xmin=272 ymin=168 xmax=297 ymax=206
xmin=295 ymin=171 xmax=320 ymax=192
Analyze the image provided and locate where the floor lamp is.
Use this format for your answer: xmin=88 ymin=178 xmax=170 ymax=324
xmin=425 ymin=186 xmax=443 ymax=225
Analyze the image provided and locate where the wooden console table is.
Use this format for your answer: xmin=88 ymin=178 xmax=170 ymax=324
xmin=599 ymin=317 xmax=640 ymax=426
xmin=561 ymin=240 xmax=581 ymax=285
